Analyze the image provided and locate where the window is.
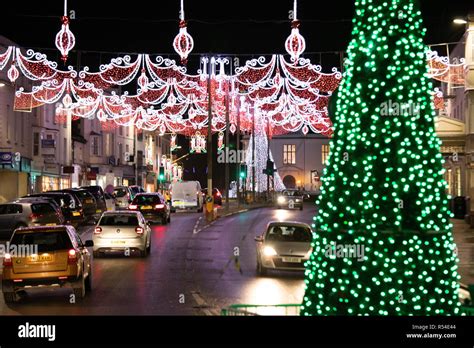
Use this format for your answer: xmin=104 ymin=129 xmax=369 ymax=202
xmin=322 ymin=144 xmax=330 ymax=165
xmin=283 ymin=144 xmax=296 ymax=165
xmin=119 ymin=126 xmax=123 ymax=136
xmin=118 ymin=143 xmax=123 ymax=162
xmin=126 ymin=144 xmax=129 ymax=154
xmin=63 ymin=137 xmax=67 ymax=163
xmin=33 ymin=132 xmax=40 ymax=156
xmin=91 ymin=136 xmax=100 ymax=156
xmin=455 ymin=167 xmax=461 ymax=197
xmin=126 ymin=126 xmax=129 ymax=137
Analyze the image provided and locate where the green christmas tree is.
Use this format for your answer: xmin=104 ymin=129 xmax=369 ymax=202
xmin=302 ymin=0 xmax=461 ymax=315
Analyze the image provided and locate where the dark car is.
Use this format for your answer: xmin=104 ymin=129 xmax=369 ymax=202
xmin=24 ymin=192 xmax=85 ymax=227
xmin=128 ymin=193 xmax=171 ymax=225
xmin=0 ymin=201 xmax=64 ymax=240
xmin=55 ymin=189 xmax=98 ymax=223
xmin=201 ymin=188 xmax=223 ymax=206
xmin=80 ymin=186 xmax=107 ymax=215
xmin=14 ymin=197 xmax=63 ymax=217
xmin=276 ymin=190 xmax=304 ymax=210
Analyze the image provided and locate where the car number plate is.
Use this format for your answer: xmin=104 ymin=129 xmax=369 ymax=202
xmin=30 ymin=254 xmax=53 ymax=262
xmin=72 ymin=211 xmax=81 ymax=216
xmin=282 ymin=257 xmax=301 ymax=263
xmin=46 ymin=223 xmax=57 ymax=226
xmin=111 ymin=240 xmax=126 ymax=245
xmin=85 ymin=199 xmax=93 ymax=204
xmin=141 ymin=205 xmax=153 ymax=210
xmin=96 ymin=209 xmax=102 ymax=213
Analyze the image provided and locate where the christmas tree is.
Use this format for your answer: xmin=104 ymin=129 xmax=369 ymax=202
xmin=302 ymin=0 xmax=461 ymax=315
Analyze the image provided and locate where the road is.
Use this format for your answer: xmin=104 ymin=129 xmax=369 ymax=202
xmin=0 ymin=203 xmax=316 ymax=315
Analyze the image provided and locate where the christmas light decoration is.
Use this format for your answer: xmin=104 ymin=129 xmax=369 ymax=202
xmin=55 ymin=0 xmax=76 ymax=63
xmin=190 ymin=131 xmax=206 ymax=153
xmin=7 ymin=63 xmax=19 ymax=83
xmin=173 ymin=0 xmax=194 ymax=65
xmin=302 ymin=0 xmax=460 ymax=316
xmin=285 ymin=0 xmax=306 ymax=62
xmin=217 ymin=131 xmax=224 ymax=151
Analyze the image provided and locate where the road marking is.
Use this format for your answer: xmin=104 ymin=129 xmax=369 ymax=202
xmin=192 ymin=217 xmax=203 ymax=234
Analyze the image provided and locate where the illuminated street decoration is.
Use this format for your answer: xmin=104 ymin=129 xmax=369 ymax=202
xmin=285 ymin=0 xmax=306 ymax=62
xmin=301 ymin=0 xmax=461 ymax=316
xmin=190 ymin=131 xmax=206 ymax=153
xmin=55 ymin=0 xmax=76 ymax=63
xmin=173 ymin=0 xmax=194 ymax=65
xmin=0 ymin=40 xmax=459 ymax=138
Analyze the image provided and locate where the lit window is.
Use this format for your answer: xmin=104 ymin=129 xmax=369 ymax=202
xmin=283 ymin=144 xmax=296 ymax=165
xmin=322 ymin=144 xmax=330 ymax=165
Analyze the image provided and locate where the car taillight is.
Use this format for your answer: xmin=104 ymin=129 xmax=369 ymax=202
xmin=129 ymin=204 xmax=137 ymax=210
xmin=29 ymin=213 xmax=42 ymax=221
xmin=135 ymin=226 xmax=144 ymax=234
xmin=94 ymin=227 xmax=102 ymax=234
xmin=155 ymin=204 xmax=165 ymax=209
xmin=68 ymin=249 xmax=77 ymax=264
xmin=3 ymin=253 xmax=12 ymax=267
xmin=216 ymin=192 xmax=221 ymax=197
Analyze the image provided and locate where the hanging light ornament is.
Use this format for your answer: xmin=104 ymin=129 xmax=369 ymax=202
xmin=137 ymin=69 xmax=149 ymax=91
xmin=217 ymin=131 xmax=224 ymax=151
xmin=55 ymin=0 xmax=76 ymax=63
xmin=7 ymin=62 xmax=19 ymax=83
xmin=285 ymin=0 xmax=306 ymax=62
xmin=173 ymin=0 xmax=194 ymax=65
xmin=170 ymin=133 xmax=178 ymax=151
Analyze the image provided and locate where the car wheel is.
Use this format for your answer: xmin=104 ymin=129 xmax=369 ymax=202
xmin=85 ymin=270 xmax=92 ymax=293
xmin=140 ymin=248 xmax=147 ymax=258
xmin=146 ymin=241 xmax=151 ymax=255
xmin=299 ymin=206 xmax=303 ymax=211
xmin=167 ymin=214 xmax=171 ymax=223
xmin=161 ymin=215 xmax=168 ymax=225
xmin=257 ymin=260 xmax=267 ymax=276
xmin=3 ymin=292 xmax=16 ymax=304
xmin=73 ymin=275 xmax=86 ymax=299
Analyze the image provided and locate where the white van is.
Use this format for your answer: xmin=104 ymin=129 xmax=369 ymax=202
xmin=170 ymin=181 xmax=203 ymax=212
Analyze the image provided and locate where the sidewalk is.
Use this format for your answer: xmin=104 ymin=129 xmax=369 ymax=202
xmin=192 ymin=200 xmax=270 ymax=234
xmin=451 ymin=219 xmax=474 ymax=286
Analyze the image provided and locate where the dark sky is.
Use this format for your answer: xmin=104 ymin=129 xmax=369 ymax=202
xmin=0 ymin=0 xmax=473 ymax=65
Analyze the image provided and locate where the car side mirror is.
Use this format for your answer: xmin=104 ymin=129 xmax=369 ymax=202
xmin=85 ymin=240 xmax=94 ymax=247
xmin=254 ymin=236 xmax=263 ymax=242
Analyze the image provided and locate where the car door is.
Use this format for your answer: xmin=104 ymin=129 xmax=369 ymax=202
xmin=0 ymin=204 xmax=10 ymax=236
xmin=69 ymin=227 xmax=90 ymax=277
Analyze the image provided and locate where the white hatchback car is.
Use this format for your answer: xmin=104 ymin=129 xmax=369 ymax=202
xmin=255 ymin=221 xmax=313 ymax=275
xmin=93 ymin=211 xmax=151 ymax=258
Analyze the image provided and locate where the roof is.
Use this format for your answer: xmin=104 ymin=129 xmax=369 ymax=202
xmin=102 ymin=210 xmax=140 ymax=215
xmin=14 ymin=225 xmax=69 ymax=233
xmin=267 ymin=221 xmax=311 ymax=228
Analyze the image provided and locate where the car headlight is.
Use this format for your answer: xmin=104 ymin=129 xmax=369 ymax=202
xmin=277 ymin=196 xmax=285 ymax=204
xmin=263 ymin=246 xmax=278 ymax=257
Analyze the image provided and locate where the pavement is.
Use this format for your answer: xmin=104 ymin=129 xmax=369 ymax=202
xmin=451 ymin=218 xmax=474 ymax=286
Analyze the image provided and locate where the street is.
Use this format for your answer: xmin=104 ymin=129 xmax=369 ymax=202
xmin=0 ymin=203 xmax=315 ymax=315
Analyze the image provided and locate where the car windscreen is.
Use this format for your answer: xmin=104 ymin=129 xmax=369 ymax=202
xmin=114 ymin=188 xmax=128 ymax=198
xmin=266 ymin=226 xmax=312 ymax=242
xmin=30 ymin=195 xmax=75 ymax=209
xmin=130 ymin=187 xmax=141 ymax=194
xmin=99 ymin=215 xmax=139 ymax=226
xmin=72 ymin=190 xmax=93 ymax=200
xmin=31 ymin=203 xmax=56 ymax=214
xmin=132 ymin=195 xmax=160 ymax=205
xmin=11 ymin=230 xmax=73 ymax=252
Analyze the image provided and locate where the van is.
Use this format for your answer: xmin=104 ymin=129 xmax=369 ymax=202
xmin=170 ymin=181 xmax=203 ymax=213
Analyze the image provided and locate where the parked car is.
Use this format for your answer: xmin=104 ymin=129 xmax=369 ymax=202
xmin=201 ymin=188 xmax=223 ymax=206
xmin=79 ymin=185 xmax=107 ymax=215
xmin=92 ymin=211 xmax=151 ymax=258
xmin=129 ymin=193 xmax=171 ymax=224
xmin=54 ymin=189 xmax=98 ymax=223
xmin=14 ymin=197 xmax=63 ymax=218
xmin=0 ymin=201 xmax=64 ymax=240
xmin=24 ymin=192 xmax=85 ymax=227
xmin=170 ymin=181 xmax=203 ymax=213
xmin=276 ymin=190 xmax=305 ymax=210
xmin=255 ymin=221 xmax=313 ymax=275
xmin=2 ymin=225 xmax=93 ymax=303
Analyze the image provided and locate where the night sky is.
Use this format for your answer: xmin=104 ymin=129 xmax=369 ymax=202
xmin=1 ymin=0 xmax=473 ymax=189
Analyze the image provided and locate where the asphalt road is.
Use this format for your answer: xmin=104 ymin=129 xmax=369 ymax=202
xmin=0 ymin=203 xmax=316 ymax=315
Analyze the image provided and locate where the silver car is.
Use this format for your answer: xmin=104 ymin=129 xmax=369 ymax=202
xmin=255 ymin=221 xmax=313 ymax=275
xmin=92 ymin=211 xmax=151 ymax=258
